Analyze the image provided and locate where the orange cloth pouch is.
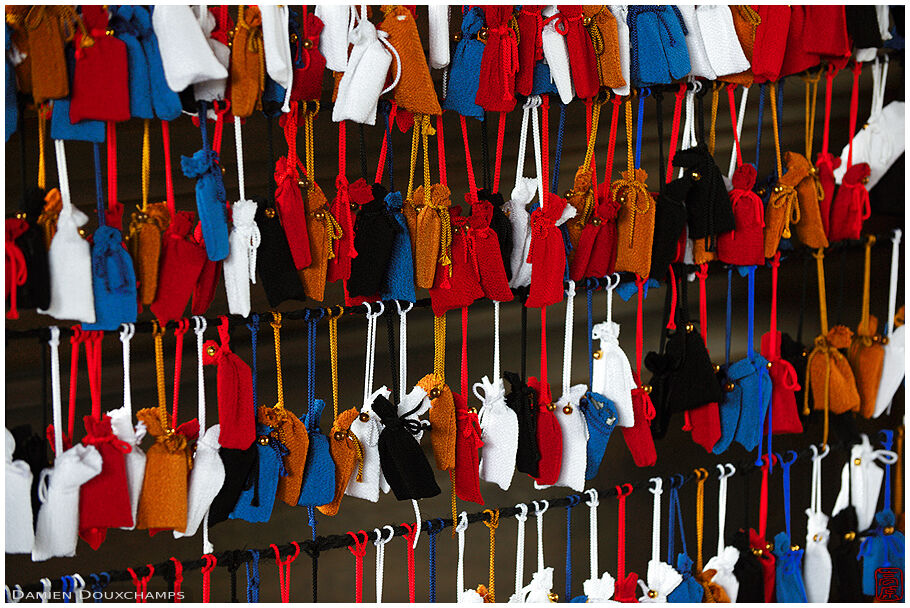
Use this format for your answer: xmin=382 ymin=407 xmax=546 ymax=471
xmin=418 ymin=315 xmax=456 ymax=472
xmin=717 ymin=6 xmax=758 ymax=87
xmin=848 ymin=236 xmax=885 ymax=418
xmin=789 ymin=74 xmax=829 ymax=249
xmin=613 ymin=98 xmax=654 ymax=278
xmin=379 ymin=5 xmax=441 ymax=117
xmin=583 ymin=6 xmax=626 ymax=90
xmin=136 ymin=323 xmax=200 ymax=534
xmin=230 ymin=6 xmax=264 ymax=118
xmin=565 ymin=99 xmax=602 ymax=262
xmin=762 ymin=83 xmax=801 ymax=259
xmin=22 ymin=5 xmax=73 ymax=103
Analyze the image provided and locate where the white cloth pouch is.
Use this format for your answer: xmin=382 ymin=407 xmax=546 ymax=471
xmin=192 ymin=6 xmax=230 ymax=103
xmin=6 ymin=428 xmax=35 ymax=554
xmin=345 ymin=387 xmax=390 ymax=502
xmin=315 ymin=5 xmax=352 ymax=72
xmin=223 ymin=199 xmax=260 ymax=317
xmin=536 ymin=384 xmax=588 ymax=492
xmin=696 ymin=5 xmax=751 ymax=77
xmin=476 ymin=376 xmax=519 ymax=491
xmin=107 ymin=405 xmax=146 ymax=530
xmin=152 ymin=5 xmax=228 ymax=93
xmin=332 ymin=16 xmax=394 ymax=125
xmin=677 ymin=6 xmax=716 ymax=80
xmin=609 ymin=5 xmax=631 ymax=96
xmin=428 ymin=5 xmax=451 ymax=69
xmin=591 ymin=321 xmax=637 ymax=427
xmin=803 ymin=510 xmax=832 ymax=602
xmin=541 ymin=6 xmax=574 ymax=105
xmin=175 ymin=424 xmax=225 ymax=539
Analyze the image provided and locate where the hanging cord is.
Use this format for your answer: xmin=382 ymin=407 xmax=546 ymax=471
xmin=615 ymin=484 xmax=633 ymax=587
xmin=550 ymin=102 xmax=567 ymax=194
xmin=426 ymin=520 xmax=443 ymax=603
xmin=493 ymin=112 xmax=507 ymax=193
xmin=168 ymin=558 xmax=183 ymax=603
xmin=562 ymin=281 xmax=576 ymax=400
xmin=373 ymin=525 xmax=394 ymax=603
xmin=36 ymin=103 xmax=48 ymax=191
xmin=513 ymin=503 xmax=530 ymax=597
xmin=716 ymin=463 xmax=735 ymax=556
xmin=456 ymin=512 xmax=470 ymax=602
xmin=245 ymin=550 xmax=260 ymax=603
xmin=564 ymin=496 xmax=579 ymax=601
xmin=402 ymin=522 xmax=419 ymax=602
xmin=483 ymin=509 xmax=500 ymax=602
xmin=879 ymin=431 xmax=895 ymax=512
xmin=271 ymin=542 xmax=300 ymax=603
xmin=346 ymin=531 xmax=369 ymax=603
xmin=170 ymin=319 xmax=190 ymax=425
xmin=779 ymin=451 xmax=797 ymax=540
xmin=847 ymin=62 xmax=863 ymax=169
xmin=584 ymin=489 xmax=600 ymax=582
xmin=271 ymin=312 xmax=286 ymax=411
xmin=127 ymin=566 xmax=154 ymax=604
xmin=649 ymin=478 xmax=663 ymax=564
xmin=481 ymin=111 xmax=491 ymax=191
xmin=532 ymin=500 xmax=549 ymax=576
xmin=768 ymin=82 xmax=800 ymax=237
xmin=694 ymin=468 xmax=709 ymax=572
xmin=802 ymin=69 xmax=821 ymax=162
xmin=804 ymin=249 xmax=831 ymax=444
xmin=200 ymin=555 xmax=217 ymax=603
xmin=727 ymin=85 xmax=748 ymax=178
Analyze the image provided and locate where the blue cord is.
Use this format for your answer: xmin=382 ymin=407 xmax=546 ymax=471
xmin=308 ymin=506 xmax=317 ymax=540
xmin=635 ymin=91 xmax=648 ymax=170
xmin=586 ymin=287 xmax=594 ymax=386
xmin=61 ymin=576 xmax=73 ymax=603
xmin=566 ymin=495 xmax=581 ymax=600
xmin=247 ymin=315 xmax=259 ymax=410
xmin=428 ymin=518 xmax=445 ymax=602
xmin=306 ymin=310 xmax=316 ymax=409
xmin=551 ymin=102 xmax=567 ymax=194
xmin=92 ymin=143 xmax=105 ymax=225
xmin=198 ymin=100 xmax=209 ymax=154
xmin=246 ymin=549 xmax=261 ymax=603
xmin=779 ymin=451 xmax=797 ymax=539
xmin=880 ymin=430 xmax=895 ymax=510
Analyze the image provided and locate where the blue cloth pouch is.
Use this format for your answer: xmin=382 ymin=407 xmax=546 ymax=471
xmin=666 ymin=481 xmax=704 ymax=603
xmin=181 ymin=142 xmax=230 ymax=261
xmin=82 ymin=226 xmax=138 ymax=331
xmin=6 ymin=25 xmax=17 ymax=142
xmin=531 ymin=62 xmax=559 ymax=97
xmin=443 ymin=7 xmax=485 ymax=120
xmin=262 ymin=76 xmax=287 ymax=117
xmin=110 ymin=6 xmax=153 ymax=119
xmin=581 ymin=391 xmax=618 ymax=480
xmin=731 ymin=352 xmax=772 ymax=452
xmin=230 ymin=422 xmax=283 ymax=523
xmin=773 ymin=532 xmax=807 ymax=601
xmin=50 ymin=48 xmax=105 ymax=143
xmin=297 ymin=399 xmax=336 ymax=507
xmin=859 ymin=510 xmax=906 ymax=595
xmin=628 ymin=6 xmax=690 ymax=86
xmin=381 ymin=191 xmax=416 ymax=303
xmin=143 ymin=6 xmax=183 ymax=120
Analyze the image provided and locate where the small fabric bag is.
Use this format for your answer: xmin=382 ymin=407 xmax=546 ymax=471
xmin=343 ymin=388 xmax=386 ymax=503
xmin=772 ymin=454 xmax=809 ymax=602
xmin=20 ymin=5 xmax=71 ymax=104
xmin=373 ymin=393 xmax=439 ymax=501
xmin=222 ymin=127 xmax=260 ymax=316
xmin=229 ymin=419 xmax=281 ymax=524
xmin=108 ymin=325 xmax=145 ymax=530
xmin=296 ymin=399 xmax=337 ymax=507
xmin=452 ymin=389 xmax=484 ymax=505
xmin=582 ymin=6 xmax=625 ymax=90
xmin=525 ymin=193 xmax=573 ymax=309
xmin=152 ymin=4 xmax=227 ymax=95
xmin=515 ymin=6 xmax=544 ymax=97
xmin=68 ymin=6 xmax=130 ymax=123
xmin=109 ymin=5 xmax=152 ymax=119
xmin=620 ymin=278 xmax=658 ymax=467
xmin=229 ymin=6 xmax=264 ymax=118
xmin=526 ymin=374 xmax=562 ymax=487
xmin=561 ymin=6 xmax=599 ymax=100
xmin=613 ymin=97 xmax=655 ymax=278
xmin=665 ymin=481 xmax=705 ymax=602
xmin=207 ymin=441 xmax=256 ymax=526
xmin=380 ymin=190 xmax=416 ymax=303
xmin=506 ymin=102 xmax=544 ymax=289
xmin=608 ymin=6 xmax=631 ymax=96
xmin=314 ymin=5 xmax=349 ymax=72
xmin=803 ymin=446 xmax=833 ymax=602
xmin=627 ymin=6 xmax=690 ymax=87
xmin=259 ymin=5 xmax=294 ymax=112
xmin=347 ymin=182 xmax=398 ymax=299
xmin=256 ymin=192 xmax=308 ymax=308
xmin=429 ymin=214 xmax=485 ymax=316
xmin=379 ymin=6 xmax=440 ymax=117
xmin=749 ymin=5 xmax=790 ymax=84
xmin=148 ymin=210 xmax=207 ymax=324
xmin=672 ymin=144 xmax=736 ymax=247
xmin=476 ymin=371 xmax=518 ymax=491
xmin=676 ymin=5 xmax=715 ymax=80
xmin=5 ymin=428 xmax=34 ymax=554
xmin=874 ymin=230 xmax=904 ymax=417
xmin=6 ymin=184 xmax=51 ymax=318
xmin=475 ymin=6 xmax=519 ymax=112
xmin=289 ymin=8 xmax=325 ymax=104
xmin=540 ymin=6 xmax=574 ymax=105
xmin=848 ymin=237 xmax=886 ymax=418
xmin=716 ymin=6 xmax=758 ymax=87
xmin=202 ymin=320 xmax=254 ymax=450
xmin=49 ymin=53 xmax=106 ymax=143
xmin=317 ymin=408 xmax=360 ymax=516
xmin=466 ymin=197 xmax=514 ymax=303
xmin=696 ymin=5 xmax=751 ymax=78
xmin=581 ymin=286 xmax=620 ymax=480
xmin=504 ymin=371 xmax=541 ymax=479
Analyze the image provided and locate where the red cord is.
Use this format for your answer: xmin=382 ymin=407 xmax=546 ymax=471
xmin=200 ymin=554 xmax=217 ymax=603
xmin=666 ymin=265 xmax=678 ymax=331
xmin=338 ymin=121 xmax=346 ymax=179
xmin=769 ymin=253 xmax=781 ymax=358
xmin=374 ymin=102 xmax=398 ymax=184
xmin=347 ymin=531 xmax=369 ymax=603
xmin=634 ymin=276 xmax=646 ymax=381
xmin=171 ymin=318 xmax=190 ymax=424
xmin=493 ymin=111 xmax=506 ymax=192
xmin=758 ymin=455 xmax=775 ymax=540
xmin=615 ymin=484 xmax=633 ymax=584
xmin=727 ymin=85 xmax=743 ymax=168
xmin=541 ymin=96 xmax=550 ymax=200
xmin=461 ymin=307 xmax=469 ymax=399
xmin=170 ymin=557 xmax=184 ymax=603
xmin=127 ymin=565 xmax=154 ymax=603
xmin=436 ymin=114 xmax=448 ymax=187
xmin=403 ymin=523 xmax=418 ymax=603
xmin=459 ymin=115 xmax=478 ymax=197
xmin=271 ymin=542 xmax=301 ymax=603
xmin=106 ymin=121 xmax=118 ymax=211
xmin=696 ymin=264 xmax=709 ymax=343
xmin=281 ymin=103 xmax=300 ymax=181
xmin=67 ymin=326 xmax=85 ymax=442
xmin=847 ymin=62 xmax=862 ymax=168
xmin=161 ymin=121 xmax=176 ymax=217
xmin=821 ymin=65 xmax=836 ymax=157
xmin=84 ymin=331 xmax=103 ymax=419
xmin=667 ymin=84 xmax=686 ymax=183
xmin=211 ymin=101 xmax=229 ymax=156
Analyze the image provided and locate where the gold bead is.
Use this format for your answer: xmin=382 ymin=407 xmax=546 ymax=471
xmin=350 ymin=202 xmax=359 ymax=211
xmin=547 ymin=592 xmax=559 ymax=603
xmin=359 ymin=412 xmax=370 ymax=422
xmin=685 ymin=322 xmax=695 ymax=333
xmin=791 ymin=544 xmax=800 ymax=551
xmin=429 ymin=387 xmax=441 ymax=400
xmin=257 ymin=435 xmax=270 ymax=446
xmin=503 ymin=209 xmax=511 ymax=217
xmin=592 ymin=349 xmax=603 ymax=360
xmin=861 ymin=176 xmax=870 ymax=185
xmin=765 ymin=542 xmax=774 ymax=552
xmin=314 ymin=211 xmax=325 ymax=220
xmin=265 ymin=208 xmax=276 ymax=219
xmin=290 ymin=33 xmax=298 ymax=44
xmin=592 ymin=217 xmax=602 ymax=226
xmin=414 ymin=205 xmax=424 ymax=213
xmin=808 ymin=166 xmax=818 ymax=176
xmin=641 ymin=385 xmax=652 ymax=395
xmin=801 ymin=350 xmax=808 ymax=358
xmin=813 ymin=534 xmax=822 ymax=542
xmin=690 ymin=171 xmax=701 ymax=181
xmin=302 ymin=39 xmax=313 ymax=49
xmin=757 ymin=188 xmax=767 ymax=197
xmin=333 ymin=431 xmax=345 ymax=442
xmin=725 ymin=382 xmax=736 ymax=393
xmin=206 ymin=345 xmax=217 ymax=357
xmin=220 ymin=165 xmax=226 ymax=175
xmin=546 ymin=402 xmax=556 ymax=411
xmin=105 ymin=28 xmax=114 ymax=36
xmin=478 ymin=27 xmax=489 ymax=41
xmin=618 ymin=195 xmax=627 ymax=204
xmin=885 ymin=526 xmax=895 ymax=535
xmin=583 ymin=16 xmax=592 ymax=27
xmin=78 ymin=229 xmax=86 ymax=237
xmin=298 ymin=178 xmax=309 ymax=189
xmin=453 ymin=32 xmax=463 ymax=42
xmin=767 ymin=361 xmax=773 ymax=370
xmin=468 ymin=407 xmax=478 ymax=415
xmin=882 ymin=336 xmax=890 ymax=345
xmin=844 ymin=531 xmax=856 ymax=541
xmin=773 ymin=185 xmax=784 ymax=194
xmin=648 ymin=590 xmax=658 ymax=599
xmin=15 ymin=212 xmax=26 ymax=220
xmin=713 ymin=363 xmax=721 ymax=373
xmin=563 ymin=405 xmax=573 ymax=415
xmin=752 ymin=548 xmax=763 ymax=556
xmin=854 ymin=458 xmax=862 ymax=466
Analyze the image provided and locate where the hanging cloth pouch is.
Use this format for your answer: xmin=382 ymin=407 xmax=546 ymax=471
xmin=68 ymin=6 xmax=130 ymax=123
xmin=672 ymin=141 xmax=735 ymax=248
xmin=49 ymin=47 xmax=106 ymax=143
xmin=411 ymin=114 xmax=449 ymax=291
xmin=453 ymin=313 xmax=484 ymax=504
xmin=191 ymin=6 xmax=231 ymax=106
xmin=829 ymin=64 xmax=872 ymax=243
xmin=779 ymin=7 xmax=819 ymax=78
xmin=582 ymin=284 xmax=620 ymax=480
xmin=749 ymin=5 xmax=790 ymax=84
xmin=828 ymin=451 xmax=864 ymax=602
xmin=581 ymin=6 xmax=625 ymax=90
xmin=540 ymin=6 xmax=574 ymax=105
xmin=148 ymin=210 xmax=207 ymax=324
xmin=229 ymin=6 xmax=264 ymax=118
xmin=5 ymin=427 xmax=34 ymax=554
xmin=223 ymin=119 xmax=260 ymax=317
xmin=136 ymin=323 xmax=200 ymax=534
xmin=84 ymin=127 xmax=137 ymax=331
xmin=506 ymin=99 xmax=544 ymax=289
xmin=620 ymin=277 xmax=657 ymax=467
xmin=527 ymin=331 xmax=563 ymax=486
xmin=429 ymin=211 xmax=484 ymax=315
xmin=21 ymin=5 xmax=71 ymax=104
xmin=748 ymin=457 xmax=778 ymax=602
xmin=715 ymin=6 xmax=758 ymax=87
xmin=874 ymin=230 xmax=904 ymax=417
xmin=760 ymin=255 xmax=803 ymax=435
xmin=562 ymin=6 xmax=600 ymax=100
xmin=696 ymin=6 xmax=751 ymax=79
xmin=347 ymin=181 xmax=397 ymax=300
xmin=110 ymin=5 xmax=152 ymax=119
xmin=762 ymin=82 xmax=802 ymax=258
xmin=566 ymin=99 xmax=603 ymax=267
xmin=182 ymin=102 xmax=229 ymax=262
xmin=379 ymin=6 xmax=440 ymax=117
xmin=292 ymin=8 xmax=328 ymax=103
xmin=665 ymin=478 xmax=705 ymax=602
xmin=803 ymin=445 xmax=833 ymax=602
xmin=326 ymin=123 xmax=357 ymax=284
xmin=677 ymin=6 xmax=715 ymax=80
xmin=151 ymin=4 xmax=227 ymax=95
xmin=582 ymin=99 xmax=622 ymax=279
xmin=614 ymin=95 xmax=655 ymax=277
xmin=443 ymin=7 xmax=485 ymax=120
xmin=475 ymin=6 xmax=519 ymax=112
xmin=848 ymin=236 xmax=886 ymax=418
xmin=374 ymin=392 xmax=439 ymax=501
xmin=514 ymin=6 xmax=542 ymax=96
xmin=203 ymin=318 xmax=254 ymax=450
xmin=628 ymin=6 xmax=690 ymax=86
xmin=732 ymin=267 xmax=772 ymax=453
xmin=815 ymin=66 xmax=840 ymax=235
xmin=39 ymin=139 xmax=96 ymax=324
xmin=772 ymin=452 xmax=809 ymax=602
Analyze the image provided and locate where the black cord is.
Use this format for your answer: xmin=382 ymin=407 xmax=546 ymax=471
xmin=655 ymin=90 xmax=666 ymax=188
xmin=386 ymin=312 xmax=398 ymax=404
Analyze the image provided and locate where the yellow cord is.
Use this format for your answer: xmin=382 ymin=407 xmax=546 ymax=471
xmin=624 ymin=97 xmax=634 ymax=175
xmin=434 ymin=314 xmax=446 ymax=383
xmin=769 ymin=83 xmax=784 ymax=183
xmin=612 ymin=97 xmax=650 ymax=247
xmin=141 ymin=119 xmax=150 ymax=211
xmin=483 ymin=509 xmax=500 ymax=602
xmin=271 ymin=312 xmax=284 ymax=409
xmin=37 ymin=104 xmax=48 ymax=191
xmin=304 ymin=103 xmax=319 ymax=187
xmin=695 ymin=468 xmax=708 ymax=572
xmin=803 ymin=71 xmax=821 ymax=160
xmin=329 ymin=310 xmax=339 ymax=421
xmin=152 ymin=321 xmax=169 ymax=429
xmin=406 ymin=118 xmax=421 ymax=202
xmin=708 ymin=83 xmax=720 ymax=157
xmin=860 ymin=236 xmax=876 ymax=334
xmin=582 ymin=101 xmax=602 ymax=171
xmin=450 ymin=469 xmax=458 ymax=538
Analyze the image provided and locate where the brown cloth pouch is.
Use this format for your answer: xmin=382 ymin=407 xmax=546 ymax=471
xmin=418 ymin=372 xmax=455 ymax=472
xmin=614 ymin=169 xmax=655 ymax=278
xmin=565 ymin=165 xmax=595 ymax=261
xmin=788 ymin=151 xmax=829 ymax=249
xmin=318 ymin=408 xmax=362 ymax=516
xmin=6 ymin=7 xmax=33 ymax=94
xmin=37 ymin=188 xmax=63 ymax=248
xmin=693 ymin=238 xmax=717 ymax=265
xmin=23 ymin=5 xmax=72 ymax=103
xmin=848 ymin=236 xmax=885 ymax=418
xmin=763 ymin=83 xmax=800 ymax=259
xmin=258 ymin=405 xmax=309 ymax=506
xmin=414 ymin=184 xmax=452 ymax=289
xmin=807 ymin=326 xmax=860 ymax=416
xmin=134 ymin=408 xmax=198 ymax=533
xmin=718 ymin=6 xmax=759 ymax=87
xmin=127 ymin=202 xmax=170 ymax=306
xmin=379 ymin=6 xmax=441 ymax=117
xmin=230 ymin=6 xmax=264 ymax=118
xmin=583 ymin=6 xmax=625 ymax=90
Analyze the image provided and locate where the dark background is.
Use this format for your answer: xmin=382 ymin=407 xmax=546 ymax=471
xmin=5 ymin=7 xmax=906 ymax=602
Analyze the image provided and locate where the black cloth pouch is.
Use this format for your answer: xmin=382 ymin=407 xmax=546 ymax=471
xmin=373 ymin=394 xmax=440 ymax=501
xmin=504 ymin=371 xmax=540 ymax=478
xmin=347 ymin=183 xmax=397 ymax=298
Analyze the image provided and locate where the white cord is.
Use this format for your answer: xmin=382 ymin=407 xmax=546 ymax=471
xmin=886 ymin=229 xmax=902 ymax=336
xmin=493 ymin=300 xmax=501 ymax=381
xmin=234 ymin=114 xmax=246 ymax=202
xmin=193 ymin=316 xmax=208 ymax=431
xmin=119 ymin=324 xmax=135 ymax=417
xmin=374 ymin=525 xmax=394 ymax=602
xmin=396 ymin=301 xmax=413 ymax=404
xmin=72 ymin=574 xmax=84 ymax=603
xmin=54 ymin=140 xmax=72 ymax=213
xmin=49 ymin=327 xmax=63 ymax=457
xmin=363 ymin=303 xmax=384 ymax=405
xmin=585 ymin=489 xmax=600 ymax=581
xmin=716 ymin=463 xmax=734 ymax=555
xmin=514 ymin=503 xmax=529 ymax=596
xmin=606 ymin=273 xmax=619 ymax=324
xmin=515 ymin=104 xmax=531 ymax=190
xmin=531 ymin=98 xmax=545 ymax=207
xmin=728 ymin=86 xmax=750 ymax=178
xmin=456 ymin=511 xmax=470 ymax=602
xmin=411 ymin=500 xmax=421 ymax=549
xmin=649 ymin=478 xmax=662 ymax=563
xmin=809 ymin=445 xmax=830 ymax=515
xmin=563 ymin=281 xmax=576 ymax=396
xmin=533 ymin=500 xmax=549 ymax=573
xmin=40 ymin=578 xmax=50 ymax=604
xmin=378 ymin=27 xmax=402 ymax=96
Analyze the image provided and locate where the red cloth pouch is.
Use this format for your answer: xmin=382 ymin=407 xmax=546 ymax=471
xmin=452 ymin=390 xmax=484 ymax=505
xmin=203 ymin=319 xmax=255 ymax=450
xmin=467 ymin=198 xmax=513 ymax=303
xmin=716 ymin=164 xmax=765 ymax=266
xmin=561 ymin=6 xmax=600 ymax=100
xmin=779 ymin=6 xmax=819 ymax=77
xmin=274 ymin=107 xmax=312 ymax=269
xmin=149 ymin=211 xmax=208 ymax=324
xmin=750 ymin=6 xmax=790 ymax=84
xmin=68 ymin=6 xmax=131 ymax=123
xmin=475 ymin=6 xmax=519 ymax=113
xmin=290 ymin=9 xmax=326 ymax=103
xmin=525 ymin=193 xmax=569 ymax=309
xmin=515 ymin=6 xmax=544 ymax=97
xmin=803 ymin=6 xmax=851 ymax=60
xmin=527 ymin=376 xmax=563 ymax=486
xmin=621 ymin=278 xmax=657 ymax=467
xmin=430 ymin=213 xmax=485 ymax=317
xmin=828 ymin=164 xmax=871 ymax=243
xmin=79 ymin=414 xmax=133 ymax=549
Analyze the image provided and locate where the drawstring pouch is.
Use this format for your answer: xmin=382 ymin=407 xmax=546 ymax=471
xmin=202 ymin=318 xmax=254 ymax=450
xmin=31 ymin=327 xmax=103 ymax=561
xmin=514 ymin=6 xmax=542 ymax=96
xmin=5 ymin=427 xmax=34 ymax=554
xmin=297 ymin=314 xmax=338 ymax=507
xmin=731 ymin=267 xmax=772 ymax=453
xmin=77 ymin=331 xmax=134 ymax=549
xmin=135 ymin=323 xmax=200 ymax=534
xmin=804 ymin=6 xmax=852 ymax=63
xmin=814 ymin=66 xmax=840 ymax=235
xmin=381 ymin=189 xmax=416 ymax=302
xmin=590 ymin=281 xmax=636 ymax=430
xmin=49 ymin=46 xmax=105 ymax=143
xmin=314 ymin=5 xmax=349 ymax=73
xmin=466 ymin=194 xmax=514 ymax=303
xmin=443 ymin=7 xmax=484 ymax=120
xmin=760 ymin=254 xmax=803 ymax=435
xmin=289 ymin=8 xmax=325 ymax=103
xmin=779 ymin=7 xmax=819 ymax=78
xmin=581 ymin=283 xmax=620 ymax=480
xmin=174 ymin=318 xmax=225 ymax=553
xmin=562 ymin=6 xmax=600 ymax=100
xmin=638 ymin=478 xmax=682 ymax=602
xmin=428 ymin=210 xmax=485 ymax=315
xmin=346 ymin=181 xmax=397 ymax=300
xmin=512 ymin=501 xmax=556 ymax=602
xmin=475 ymin=6 xmax=519 ymax=112
xmin=747 ymin=456 xmax=777 ymax=602
xmin=672 ymin=144 xmax=735 ymax=252
xmin=374 ymin=391 xmax=439 ymax=501
xmin=749 ymin=5 xmax=790 ymax=84
xmin=627 ymin=6 xmax=690 ymax=86
xmin=607 ymin=6 xmax=631 ymax=96
xmin=565 ymin=98 xmax=603 ymax=269
xmin=772 ymin=452 xmax=808 ymax=602
xmin=83 ymin=125 xmax=138 ymax=331
xmin=828 ymin=64 xmax=872 ymax=243
xmin=325 ymin=123 xmax=357 ymax=284
xmin=452 ymin=308 xmax=484 ymax=505
xmin=258 ymin=5 xmax=291 ymax=114
xmin=582 ymin=6 xmax=625 ymax=91
xmin=273 ymin=103 xmax=312 ymax=271
xmin=223 ymin=118 xmax=260 ymax=316
xmin=704 ymin=464 xmax=741 ymax=601
xmin=539 ymin=6 xmax=573 ymax=105
xmin=803 ymin=445 xmax=833 ymax=602
xmin=68 ymin=6 xmax=130 ymax=123
xmin=191 ymin=6 xmax=231 ymax=106
xmin=17 ymin=6 xmax=71 ymax=103
xmin=848 ymin=236 xmax=886 ymax=418
xmin=664 ymin=477 xmax=705 ymax=602
xmin=620 ymin=277 xmax=658 ymax=467
xmin=39 ymin=139 xmax=95 ymax=324
xmin=762 ymin=83 xmax=802 ymax=258
xmin=676 ymin=6 xmax=715 ymax=79
xmin=527 ymin=306 xmax=563 ymax=487
xmin=504 ymin=368 xmax=541 ymax=479
xmin=506 ymin=98 xmax=545 ymax=289
xmin=695 ymin=6 xmax=750 ymax=78
xmin=148 ymin=209 xmax=208 ymax=324
xmin=412 ymin=114 xmax=451 ymax=292
xmin=832 ymin=433 xmax=897 ymax=533
xmin=152 ymin=5 xmax=227 ymax=96
xmin=683 ymin=264 xmax=722 ymax=452
xmin=716 ymin=6 xmax=757 ymax=85
xmin=874 ymin=231 xmax=904 ymax=417
xmin=378 ymin=6 xmax=440 ymax=117
xmin=228 ymin=5 xmax=264 ymax=118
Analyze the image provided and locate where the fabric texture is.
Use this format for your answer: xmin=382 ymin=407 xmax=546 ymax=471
xmin=540 ymin=6 xmax=574 ymax=105
xmin=373 ymin=393 xmax=439 ymax=501
xmin=223 ymin=199 xmax=259 ymax=317
xmin=106 ymin=405 xmax=146 ymax=530
xmin=344 ymin=388 xmax=388 ymax=503
xmin=379 ymin=5 xmax=440 ymax=116
xmin=535 ymin=384 xmax=587 ymax=492
xmin=332 ymin=12 xmax=393 ymax=125
xmin=696 ymin=5 xmax=751 ymax=78
xmin=229 ymin=6 xmax=264 ymax=118
xmin=82 ymin=225 xmax=137 ymax=331
xmin=175 ymin=424 xmax=224 ymax=540
xmin=317 ymin=407 xmax=360 ymax=516
xmin=527 ymin=376 xmax=563 ymax=486
xmin=229 ymin=421 xmax=280 ymax=524
xmin=475 ymin=6 xmax=519 ymax=112
xmin=77 ymin=415 xmax=133 ymax=549
xmin=152 ymin=5 xmax=228 ymax=94
xmin=206 ymin=443 xmax=256 ymax=526
xmin=254 ymin=198 xmax=308 ymax=308
xmin=503 ymin=371 xmax=540 ymax=478
xmin=297 ymin=399 xmax=337 ymax=506
xmin=452 ymin=390 xmax=484 ymax=504
xmin=591 ymin=321 xmax=636 ymax=427
xmin=476 ymin=376 xmax=518 ymax=491
xmin=580 ymin=390 xmax=618 ymax=480
xmin=380 ymin=191 xmax=416 ymax=303
xmin=68 ymin=7 xmax=130 ymax=123
xmin=148 ymin=211 xmax=207 ymax=324
xmin=6 ymin=428 xmax=35 ymax=554
xmin=347 ymin=183 xmax=397 ymax=299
